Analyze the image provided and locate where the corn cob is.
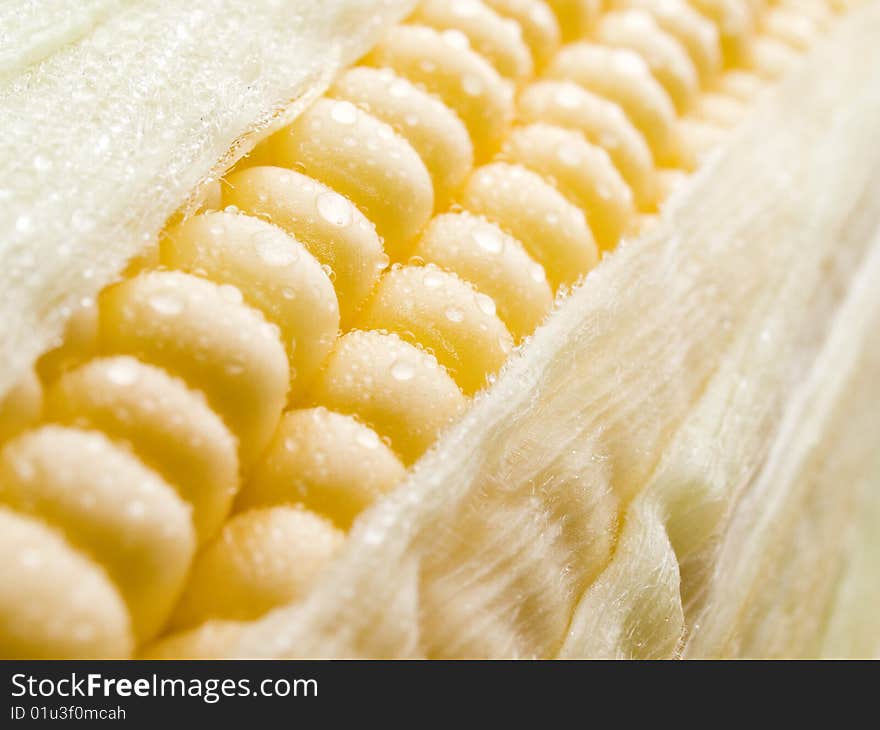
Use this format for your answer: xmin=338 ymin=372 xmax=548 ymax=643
xmin=0 ymin=0 xmax=877 ymax=659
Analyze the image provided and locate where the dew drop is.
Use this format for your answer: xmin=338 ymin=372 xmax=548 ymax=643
xmin=105 ymin=359 xmax=139 ymax=386
xmin=557 ymin=143 xmax=581 ymax=166
xmin=475 ymin=292 xmax=496 ymax=317
xmin=555 ymin=85 xmax=582 ymax=109
xmin=445 ymin=306 xmax=465 ymax=323
xmin=389 ymin=79 xmax=410 ymax=98
xmin=330 ymin=100 xmax=358 ymax=125
xmin=256 ymin=235 xmax=296 ymax=266
xmin=423 ymin=269 xmax=444 ymax=288
xmin=15 ymin=215 xmax=33 ymax=233
xmin=461 ymin=73 xmax=484 ymax=97
xmin=316 ymin=191 xmax=353 ymax=227
xmin=390 ymin=358 xmax=416 ymax=381
xmin=355 ymin=428 xmax=381 ymax=450
xmin=472 ymin=224 xmax=503 ymax=254
xmin=443 ymin=29 xmax=470 ymax=50
xmin=12 ymin=457 xmax=35 ymax=482
xmin=148 ymin=293 xmax=183 ymax=316
xmin=219 ymin=283 xmax=243 ymax=304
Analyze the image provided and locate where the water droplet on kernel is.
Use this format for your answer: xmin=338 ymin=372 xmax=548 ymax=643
xmin=105 ymin=359 xmax=139 ymax=386
xmin=329 ymin=100 xmax=358 ymax=125
xmin=555 ymin=85 xmax=582 ymax=109
xmin=316 ymin=191 xmax=353 ymax=227
xmin=472 ymin=224 xmax=503 ymax=254
xmin=355 ymin=428 xmax=381 ymax=449
xmin=423 ymin=269 xmax=444 ymax=288
xmin=148 ymin=293 xmax=183 ymax=316
xmin=389 ymin=79 xmax=410 ymax=98
xmin=219 ymin=283 xmax=243 ymax=304
xmin=256 ymin=235 xmax=296 ymax=266
xmin=557 ymin=143 xmax=581 ymax=166
xmin=461 ymin=74 xmax=483 ymax=97
xmin=475 ymin=292 xmax=496 ymax=317
xmin=445 ymin=306 xmax=465 ymax=323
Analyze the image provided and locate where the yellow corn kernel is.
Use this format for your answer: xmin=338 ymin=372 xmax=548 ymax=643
xmin=762 ymin=7 xmax=822 ymax=51
xmin=99 ymin=271 xmax=289 ymax=467
xmin=689 ymin=92 xmax=747 ymax=127
xmin=240 ymin=407 xmax=406 ymax=529
xmin=611 ymin=0 xmax=722 ymax=86
xmin=546 ymin=43 xmax=683 ymax=167
xmin=713 ymin=69 xmax=765 ymax=101
xmin=44 ymin=357 xmax=238 ymax=543
xmin=258 ymin=97 xmax=433 ymax=259
xmin=594 ymin=10 xmax=700 ymax=114
xmin=483 ymin=0 xmax=561 ymax=69
xmin=0 ymin=506 xmax=133 ymax=659
xmin=0 ymin=368 xmax=42 ymax=443
xmin=460 ymin=162 xmax=598 ymax=289
xmin=654 ymin=168 xmax=690 ymax=203
xmin=0 ymin=427 xmax=194 ymax=641
xmin=307 ymin=330 xmax=467 ymax=464
xmin=689 ymin=0 xmax=757 ymax=68
xmin=221 ymin=166 xmax=385 ymax=328
xmin=412 ymin=0 xmax=535 ymax=81
xmin=141 ymin=620 xmax=246 ymax=659
xmin=358 ymin=265 xmax=513 ymax=396
xmin=412 ymin=212 xmax=553 ymax=341
xmin=160 ymin=211 xmax=338 ymax=392
xmin=169 ymin=506 xmax=343 ymax=628
xmin=778 ymin=0 xmax=833 ymax=29
xmin=545 ymin=0 xmax=602 ymax=40
xmin=676 ymin=117 xmax=728 ymax=167
xmin=35 ymin=297 xmax=99 ymax=384
xmin=329 ymin=67 xmax=474 ymax=211
xmin=517 ymin=80 xmax=659 ymax=210
xmin=366 ymin=24 xmax=515 ymax=161
xmin=748 ymin=35 xmax=801 ymax=80
xmin=502 ymin=123 xmax=636 ymax=250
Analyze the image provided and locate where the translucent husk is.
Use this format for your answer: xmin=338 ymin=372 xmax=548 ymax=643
xmin=1 ymin=1 xmax=878 ymax=658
